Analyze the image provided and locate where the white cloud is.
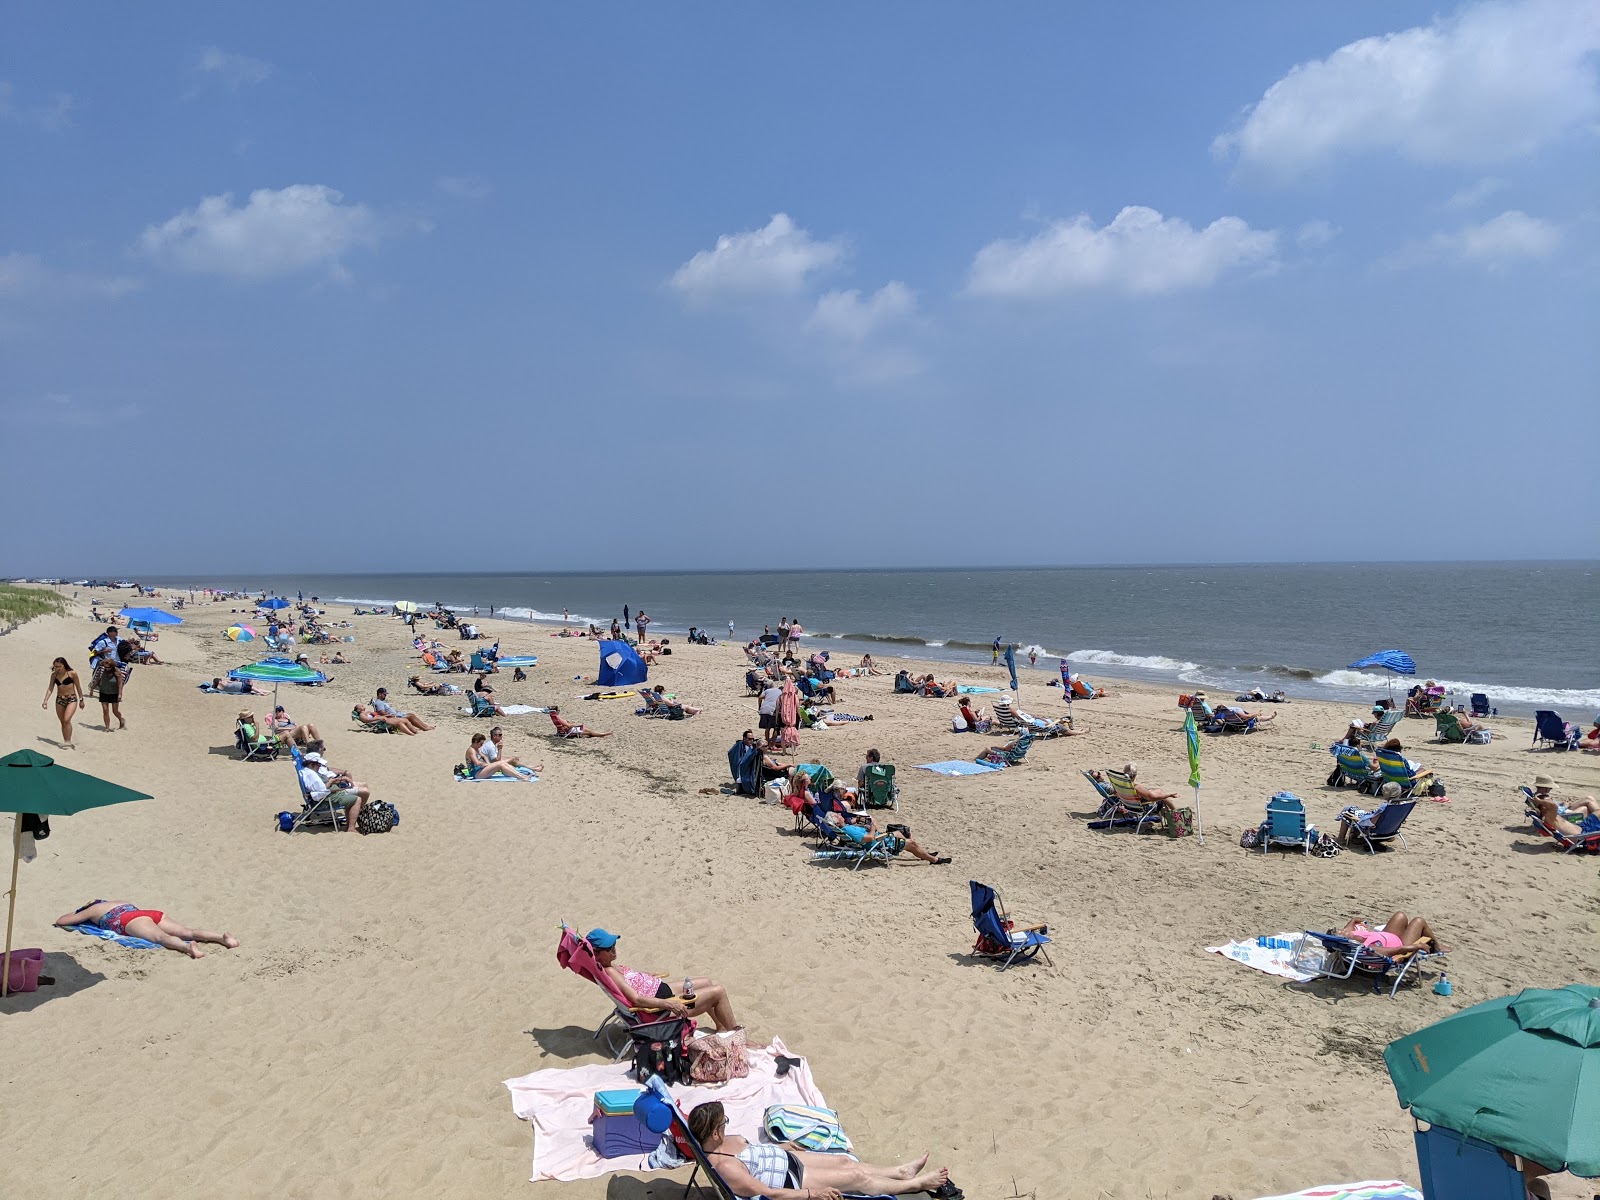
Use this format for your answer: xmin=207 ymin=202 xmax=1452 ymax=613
xmin=137 ymin=185 xmax=386 ymax=280
xmin=1387 ymin=209 xmax=1562 ymax=269
xmin=0 ymin=82 xmax=75 ymax=131
xmin=7 ymin=393 xmax=142 ymax=429
xmin=967 ymin=206 xmax=1278 ymax=298
xmin=0 ymin=252 xmax=142 ymax=300
xmin=196 ymin=46 xmax=273 ymax=91
xmin=1214 ymin=0 xmax=1600 ymax=176
xmin=438 ymin=175 xmax=491 ymax=200
xmin=1295 ymin=219 xmax=1340 ymax=247
xmin=669 ymin=214 xmax=845 ymax=299
xmin=808 ymin=282 xmax=917 ymax=342
xmin=1443 ymin=177 xmax=1508 ymax=210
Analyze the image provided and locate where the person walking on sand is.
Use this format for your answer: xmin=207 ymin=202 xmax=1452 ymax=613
xmin=41 ymin=656 xmax=85 ymax=748
xmin=728 ymin=619 xmax=734 ymax=641
xmin=93 ymin=643 xmax=128 ymax=731
xmin=56 ymin=900 xmax=240 ymax=958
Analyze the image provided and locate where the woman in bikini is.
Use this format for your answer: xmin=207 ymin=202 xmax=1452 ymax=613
xmin=41 ymin=656 xmax=84 ymax=748
xmin=55 ymin=900 xmax=240 ymax=958
xmin=1332 ymin=912 xmax=1443 ymax=957
xmin=687 ymin=1101 xmax=955 ymax=1199
xmin=587 ymin=928 xmax=739 ymax=1030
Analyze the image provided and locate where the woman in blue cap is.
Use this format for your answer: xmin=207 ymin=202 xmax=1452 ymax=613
xmin=588 ymin=928 xmax=740 ymax=1031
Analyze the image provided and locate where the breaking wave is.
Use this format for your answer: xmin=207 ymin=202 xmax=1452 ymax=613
xmin=1065 ymin=649 xmax=1200 ymax=673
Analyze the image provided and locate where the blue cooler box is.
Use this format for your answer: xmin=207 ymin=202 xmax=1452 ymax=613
xmin=590 ymin=1088 xmax=656 ymax=1158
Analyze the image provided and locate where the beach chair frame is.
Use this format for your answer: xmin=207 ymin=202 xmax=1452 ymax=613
xmin=1259 ymin=793 xmax=1314 ymax=855
xmin=1374 ymin=749 xmax=1427 ymax=798
xmin=1293 ymin=930 xmax=1444 ymax=998
xmin=1525 ymin=806 xmax=1600 ymax=854
xmin=1337 ymin=800 xmax=1415 ymax=854
xmin=970 ymin=881 xmax=1052 ymax=970
xmin=235 ymin=719 xmax=279 ymax=763
xmin=1354 ymin=708 xmax=1404 ymax=749
xmin=286 ymin=747 xmax=347 ymax=833
xmin=1532 ymin=709 xmax=1579 ymax=750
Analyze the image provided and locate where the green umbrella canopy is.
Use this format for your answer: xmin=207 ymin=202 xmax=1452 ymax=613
xmin=228 ymin=657 xmax=326 ymax=684
xmin=1384 ymin=984 xmax=1600 ymax=1177
xmin=0 ymin=748 xmax=154 ymax=816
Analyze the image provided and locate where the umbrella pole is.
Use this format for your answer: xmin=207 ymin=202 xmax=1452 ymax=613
xmin=2 ymin=815 xmax=20 ymax=999
xmin=1192 ymin=782 xmax=1205 ymax=846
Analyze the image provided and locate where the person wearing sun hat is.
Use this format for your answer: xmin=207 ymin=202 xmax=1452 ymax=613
xmin=584 ymin=928 xmax=741 ymax=1032
xmin=1527 ymin=773 xmax=1600 ymax=838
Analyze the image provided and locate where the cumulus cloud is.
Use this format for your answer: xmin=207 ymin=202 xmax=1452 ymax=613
xmin=0 ymin=252 xmax=142 ymax=300
xmin=1443 ymin=177 xmax=1508 ymax=210
xmin=1295 ymin=219 xmax=1340 ymax=247
xmin=1387 ymin=210 xmax=1562 ymax=269
xmin=967 ymin=206 xmax=1278 ymax=298
xmin=669 ymin=214 xmax=845 ymax=300
xmin=196 ymin=46 xmax=273 ymax=91
xmin=1214 ymin=0 xmax=1600 ymax=176
xmin=137 ymin=185 xmax=387 ymax=280
xmin=808 ymin=282 xmax=917 ymax=342
xmin=0 ymin=82 xmax=75 ymax=131
xmin=438 ymin=174 xmax=491 ymax=200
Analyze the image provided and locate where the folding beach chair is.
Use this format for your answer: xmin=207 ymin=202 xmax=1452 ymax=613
xmin=860 ymin=763 xmax=898 ymax=810
xmin=1207 ymin=708 xmax=1257 ymax=734
xmin=1327 ymin=743 xmax=1382 ymax=793
xmin=1520 ymin=792 xmax=1600 ymax=854
xmin=1104 ymin=770 xmax=1165 ymax=832
xmin=555 ymin=924 xmax=694 ymax=1060
xmin=808 ymin=802 xmax=902 ymax=871
xmin=1081 ymin=770 xmax=1156 ymax=832
xmin=969 ymin=880 xmax=1051 ymax=970
xmin=286 ymin=747 xmax=347 ymax=833
xmin=1532 ymin=709 xmax=1580 ymax=750
xmin=1374 ymin=748 xmax=1429 ymax=798
xmin=1411 ymin=1124 xmax=1525 ymax=1200
xmin=1291 ymin=930 xmax=1445 ymax=998
xmin=352 ymin=705 xmax=396 ymax=733
xmin=1404 ymin=688 xmax=1444 ymax=718
xmin=1433 ymin=711 xmax=1468 ymax=744
xmin=1257 ymin=792 xmax=1315 ymax=855
xmin=1469 ymin=693 xmax=1491 ymax=718
xmin=642 ymin=1075 xmax=896 ymax=1200
xmin=1354 ymin=707 xmax=1404 ymax=748
xmin=1336 ymin=800 xmax=1416 ymax=854
xmin=727 ymin=740 xmax=762 ymax=797
xmin=235 ymin=718 xmax=279 ymax=763
xmin=467 ymin=692 xmax=498 ymax=718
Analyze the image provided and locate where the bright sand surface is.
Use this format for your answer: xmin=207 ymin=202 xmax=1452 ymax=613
xmin=2 ymin=594 xmax=1596 ymax=1200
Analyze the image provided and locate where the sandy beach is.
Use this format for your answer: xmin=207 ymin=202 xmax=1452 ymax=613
xmin=2 ymin=591 xmax=1595 ymax=1200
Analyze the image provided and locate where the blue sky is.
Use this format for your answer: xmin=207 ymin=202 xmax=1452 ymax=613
xmin=3 ymin=1 xmax=1596 ymax=573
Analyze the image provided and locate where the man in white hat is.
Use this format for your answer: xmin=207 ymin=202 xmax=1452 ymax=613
xmin=1527 ymin=773 xmax=1600 ymax=839
xmin=297 ymin=751 xmax=370 ymax=832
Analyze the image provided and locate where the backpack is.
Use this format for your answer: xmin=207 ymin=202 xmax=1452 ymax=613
xmin=628 ymin=1021 xmax=689 ymax=1086
xmin=357 ymin=800 xmax=399 ymax=834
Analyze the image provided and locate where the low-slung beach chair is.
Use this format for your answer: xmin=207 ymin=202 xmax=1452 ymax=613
xmin=1433 ymin=711 xmax=1469 ymax=744
xmin=969 ymin=881 xmax=1051 ymax=970
xmin=555 ymin=924 xmax=694 ymax=1060
xmin=1520 ymin=791 xmax=1600 ymax=854
xmin=1404 ymin=688 xmax=1445 ymax=718
xmin=467 ymin=692 xmax=499 ymax=718
xmin=1532 ymin=709 xmax=1580 ymax=750
xmin=1205 ymin=708 xmax=1256 ymax=734
xmin=1469 ymin=693 xmax=1491 ymax=717
xmin=286 ymin=747 xmax=346 ymax=833
xmin=1336 ymin=800 xmax=1416 ymax=854
xmin=235 ymin=719 xmax=279 ymax=762
xmin=1412 ymin=1124 xmax=1525 ymax=1200
xmin=1374 ymin=748 xmax=1429 ymax=798
xmin=1354 ymin=707 xmax=1404 ymax=749
xmin=1082 ymin=770 xmax=1162 ymax=833
xmin=860 ymin=763 xmax=898 ymax=810
xmin=1258 ymin=792 xmax=1315 ymax=855
xmin=1328 ymin=743 xmax=1382 ymax=793
xmin=352 ymin=705 xmax=396 ymax=733
xmin=1292 ymin=930 xmax=1445 ymax=997
xmin=808 ymin=802 xmax=901 ymax=870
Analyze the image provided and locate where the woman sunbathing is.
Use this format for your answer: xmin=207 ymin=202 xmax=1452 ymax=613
xmin=587 ymin=928 xmax=738 ymax=1030
xmin=409 ymin=675 xmax=447 ymax=695
xmin=270 ymin=705 xmax=323 ymax=748
xmin=56 ymin=900 xmax=239 ymax=958
xmin=688 ymin=1100 xmax=954 ymax=1200
xmin=1332 ymin=912 xmax=1443 ymax=958
xmin=644 ymin=684 xmax=700 ymax=716
xmin=355 ymin=702 xmax=433 ymax=735
xmin=548 ymin=705 xmax=612 ymax=738
xmin=466 ymin=732 xmax=534 ymax=781
xmin=1118 ymin=763 xmax=1180 ymax=816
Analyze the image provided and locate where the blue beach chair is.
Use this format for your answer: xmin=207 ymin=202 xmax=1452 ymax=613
xmin=1532 ymin=710 xmax=1580 ymax=750
xmin=1292 ymin=930 xmax=1446 ymax=998
xmin=1336 ymin=799 xmax=1416 ymax=854
xmin=969 ymin=881 xmax=1051 ymax=970
xmin=1469 ymin=693 xmax=1491 ymax=718
xmin=808 ymin=802 xmax=901 ymax=870
xmin=1328 ymin=743 xmax=1382 ymax=793
xmin=1258 ymin=792 xmax=1316 ymax=855
xmin=727 ymin=739 xmax=762 ymax=796
xmin=1411 ymin=1124 xmax=1525 ymax=1199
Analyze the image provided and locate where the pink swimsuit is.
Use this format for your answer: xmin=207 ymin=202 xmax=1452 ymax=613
xmin=621 ymin=966 xmax=665 ymax=998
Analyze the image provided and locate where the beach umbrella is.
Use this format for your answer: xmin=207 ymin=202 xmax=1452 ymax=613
xmin=223 ymin=625 xmax=256 ymax=642
xmin=1183 ymin=708 xmax=1205 ymax=845
xmin=229 ymin=655 xmax=327 ymax=707
xmin=258 ymin=597 xmax=290 ymax=611
xmin=1349 ymin=649 xmax=1416 ymax=675
xmin=1003 ymin=644 xmax=1018 ymax=693
xmin=1 ymin=749 xmax=153 ymax=997
xmin=117 ymin=607 xmax=183 ymax=625
xmin=1384 ymin=984 xmax=1600 ymax=1177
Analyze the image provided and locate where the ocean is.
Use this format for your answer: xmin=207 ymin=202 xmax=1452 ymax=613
xmin=138 ymin=562 xmax=1598 ymax=716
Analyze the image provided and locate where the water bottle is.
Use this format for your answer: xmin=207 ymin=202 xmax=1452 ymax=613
xmin=682 ymin=977 xmax=696 ymax=1001
xmin=1434 ymin=974 xmax=1452 ymax=997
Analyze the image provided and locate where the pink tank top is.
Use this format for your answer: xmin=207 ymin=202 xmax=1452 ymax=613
xmin=621 ymin=966 xmax=663 ymax=997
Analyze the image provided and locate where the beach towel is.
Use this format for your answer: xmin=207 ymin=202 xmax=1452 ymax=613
xmin=495 ymin=655 xmax=538 ymax=667
xmin=66 ymin=923 xmax=160 ymax=950
xmin=462 ymin=703 xmax=539 ymax=715
xmin=1252 ymin=1183 xmax=1421 ymax=1200
xmin=456 ymin=766 xmax=539 ymax=783
xmin=505 ymin=1036 xmax=824 ymax=1183
xmin=1205 ymin=931 xmax=1316 ymax=982
xmin=956 ymin=685 xmax=999 ymax=694
xmin=915 ymin=759 xmax=1003 ymax=777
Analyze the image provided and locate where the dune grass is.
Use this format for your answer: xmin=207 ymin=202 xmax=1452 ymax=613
xmin=0 ymin=583 xmax=70 ymax=630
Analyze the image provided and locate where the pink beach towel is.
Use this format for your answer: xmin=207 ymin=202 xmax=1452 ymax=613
xmin=505 ymin=1037 xmax=825 ymax=1182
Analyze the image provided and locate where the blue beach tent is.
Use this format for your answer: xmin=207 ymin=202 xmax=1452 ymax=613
xmin=597 ymin=640 xmax=647 ymax=688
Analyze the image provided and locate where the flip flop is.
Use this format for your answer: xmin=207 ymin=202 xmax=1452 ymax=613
xmin=927 ymin=1182 xmax=963 ymax=1199
xmin=932 ymin=856 xmax=952 ymax=865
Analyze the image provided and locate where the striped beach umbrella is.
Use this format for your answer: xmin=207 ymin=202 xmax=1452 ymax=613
xmin=228 ymin=655 xmax=327 ymax=707
xmin=223 ymin=625 xmax=256 ymax=642
xmin=118 ymin=607 xmax=183 ymax=625
xmin=1349 ymin=649 xmax=1417 ymax=675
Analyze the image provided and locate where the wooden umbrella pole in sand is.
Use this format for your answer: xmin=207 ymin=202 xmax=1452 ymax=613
xmin=3 ymin=815 xmax=20 ymax=998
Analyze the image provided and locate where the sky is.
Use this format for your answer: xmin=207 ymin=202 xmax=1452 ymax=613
xmin=2 ymin=1 xmax=1597 ymax=574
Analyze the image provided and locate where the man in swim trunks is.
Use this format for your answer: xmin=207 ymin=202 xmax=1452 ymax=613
xmin=1332 ymin=912 xmax=1442 ymax=958
xmin=548 ymin=706 xmax=611 ymax=738
xmin=55 ymin=900 xmax=239 ymax=958
xmin=1527 ymin=773 xmax=1600 ymax=838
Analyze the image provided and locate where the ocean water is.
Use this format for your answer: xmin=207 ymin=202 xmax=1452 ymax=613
xmin=140 ymin=562 xmax=1599 ymax=716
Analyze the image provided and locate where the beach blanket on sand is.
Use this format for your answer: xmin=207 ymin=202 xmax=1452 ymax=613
xmin=455 ymin=766 xmax=539 ymax=783
xmin=461 ymin=703 xmax=540 ymax=716
xmin=66 ymin=924 xmax=159 ymax=950
xmin=1253 ymin=1182 xmax=1420 ymax=1200
xmin=505 ymin=1037 xmax=825 ymax=1183
xmin=916 ymin=759 xmax=1003 ymax=777
xmin=956 ymin=685 xmax=999 ymax=694
xmin=1206 ymin=931 xmax=1315 ymax=982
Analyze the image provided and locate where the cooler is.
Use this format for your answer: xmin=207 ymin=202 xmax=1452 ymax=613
xmin=589 ymin=1088 xmax=656 ymax=1158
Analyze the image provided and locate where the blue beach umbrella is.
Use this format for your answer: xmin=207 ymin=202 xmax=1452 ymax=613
xmin=259 ymin=597 xmax=290 ymax=611
xmin=117 ymin=607 xmax=183 ymax=625
xmin=1349 ymin=649 xmax=1417 ymax=675
xmin=1003 ymin=644 xmax=1018 ymax=693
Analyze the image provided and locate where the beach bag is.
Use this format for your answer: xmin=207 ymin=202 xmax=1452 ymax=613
xmin=1238 ymin=827 xmax=1260 ymax=849
xmin=1162 ymin=807 xmax=1195 ymax=839
xmin=686 ymin=1027 xmax=749 ymax=1085
xmin=1429 ymin=779 xmax=1447 ymax=797
xmin=1311 ymin=832 xmax=1341 ymax=858
xmin=357 ymin=800 xmax=398 ymax=834
xmin=763 ymin=1104 xmax=852 ymax=1153
xmin=628 ymin=1021 xmax=689 ymax=1087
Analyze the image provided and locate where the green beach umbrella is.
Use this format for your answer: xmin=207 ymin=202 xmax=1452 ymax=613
xmin=1 ymin=749 xmax=154 ymax=997
xmin=1384 ymin=984 xmax=1600 ymax=1176
xmin=229 ymin=655 xmax=327 ymax=707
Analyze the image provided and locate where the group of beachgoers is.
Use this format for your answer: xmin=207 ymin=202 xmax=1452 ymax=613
xmin=40 ymin=623 xmax=146 ymax=747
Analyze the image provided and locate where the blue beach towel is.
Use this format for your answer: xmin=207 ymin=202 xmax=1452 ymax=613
xmin=495 ymin=655 xmax=539 ymax=667
xmin=916 ymin=759 xmax=1004 ymax=777
xmin=956 ymin=685 xmax=1000 ymax=695
xmin=455 ymin=766 xmax=539 ymax=783
xmin=67 ymin=923 xmax=160 ymax=950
